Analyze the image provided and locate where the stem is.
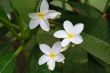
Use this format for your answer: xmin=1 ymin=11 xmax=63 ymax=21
xmin=0 ymin=16 xmax=20 ymax=39
xmin=103 ymin=0 xmax=110 ymax=12
xmin=14 ymin=46 xmax=23 ymax=56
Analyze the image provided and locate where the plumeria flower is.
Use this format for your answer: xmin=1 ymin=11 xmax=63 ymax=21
xmin=29 ymin=0 xmax=61 ymax=31
xmin=54 ymin=20 xmax=84 ymax=47
xmin=38 ymin=41 xmax=65 ymax=71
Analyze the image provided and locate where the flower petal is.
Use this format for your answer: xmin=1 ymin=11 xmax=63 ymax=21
xmin=72 ymin=23 xmax=84 ymax=34
xmin=38 ymin=54 xmax=50 ymax=65
xmin=47 ymin=59 xmax=55 ymax=71
xmin=54 ymin=30 xmax=67 ymax=38
xmin=40 ymin=19 xmax=50 ymax=32
xmin=52 ymin=41 xmax=62 ymax=54
xmin=45 ymin=10 xmax=61 ymax=19
xmin=7 ymin=13 xmax=11 ymax=20
xmin=28 ymin=13 xmax=38 ymax=19
xmin=63 ymin=20 xmax=74 ymax=33
xmin=55 ymin=53 xmax=65 ymax=62
xmin=39 ymin=44 xmax=51 ymax=55
xmin=40 ymin=0 xmax=49 ymax=12
xmin=70 ymin=35 xmax=83 ymax=44
xmin=29 ymin=19 xmax=39 ymax=29
xmin=61 ymin=38 xmax=70 ymax=47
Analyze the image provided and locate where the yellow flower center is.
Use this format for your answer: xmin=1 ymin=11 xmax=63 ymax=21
xmin=37 ymin=12 xmax=45 ymax=19
xmin=49 ymin=52 xmax=56 ymax=59
xmin=67 ymin=33 xmax=74 ymax=39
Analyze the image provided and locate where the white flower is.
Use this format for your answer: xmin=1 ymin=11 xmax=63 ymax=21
xmin=54 ymin=20 xmax=84 ymax=47
xmin=38 ymin=41 xmax=65 ymax=71
xmin=29 ymin=0 xmax=61 ymax=32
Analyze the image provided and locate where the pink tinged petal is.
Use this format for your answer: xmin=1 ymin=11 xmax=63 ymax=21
xmin=40 ymin=19 xmax=50 ymax=32
xmin=55 ymin=53 xmax=65 ymax=62
xmin=52 ymin=41 xmax=62 ymax=54
xmin=29 ymin=19 xmax=39 ymax=29
xmin=28 ymin=13 xmax=38 ymax=19
xmin=54 ymin=30 xmax=67 ymax=38
xmin=47 ymin=59 xmax=55 ymax=71
xmin=63 ymin=20 xmax=74 ymax=33
xmin=40 ymin=0 xmax=49 ymax=12
xmin=61 ymin=39 xmax=70 ymax=47
xmin=70 ymin=35 xmax=83 ymax=44
xmin=38 ymin=55 xmax=50 ymax=65
xmin=45 ymin=10 xmax=61 ymax=19
xmin=72 ymin=23 xmax=84 ymax=34
xmin=39 ymin=44 xmax=51 ymax=55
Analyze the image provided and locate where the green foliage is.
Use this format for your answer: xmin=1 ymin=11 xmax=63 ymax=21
xmin=0 ymin=0 xmax=110 ymax=73
xmin=0 ymin=54 xmax=16 ymax=73
xmin=0 ymin=43 xmax=16 ymax=73
xmin=11 ymin=0 xmax=40 ymax=22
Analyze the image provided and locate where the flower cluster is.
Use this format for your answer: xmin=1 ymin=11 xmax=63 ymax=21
xmin=29 ymin=0 xmax=84 ymax=71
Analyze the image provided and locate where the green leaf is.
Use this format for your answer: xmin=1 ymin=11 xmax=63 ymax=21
xmin=69 ymin=2 xmax=103 ymax=17
xmin=87 ymin=0 xmax=108 ymax=12
xmin=63 ymin=46 xmax=88 ymax=73
xmin=11 ymin=0 xmax=40 ymax=22
xmin=0 ymin=0 xmax=13 ymax=13
xmin=50 ymin=0 xmax=73 ymax=11
xmin=88 ymin=54 xmax=107 ymax=73
xmin=81 ymin=33 xmax=110 ymax=64
xmin=0 ymin=54 xmax=16 ymax=73
xmin=0 ymin=43 xmax=16 ymax=73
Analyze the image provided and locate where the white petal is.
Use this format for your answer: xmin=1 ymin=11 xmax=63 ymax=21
xmin=29 ymin=13 xmax=38 ymax=19
xmin=40 ymin=0 xmax=49 ymax=12
xmin=70 ymin=35 xmax=83 ymax=44
xmin=60 ymin=45 xmax=69 ymax=52
xmin=63 ymin=20 xmax=74 ymax=33
xmin=7 ymin=13 xmax=11 ymax=20
xmin=29 ymin=19 xmax=39 ymax=29
xmin=54 ymin=30 xmax=67 ymax=38
xmin=40 ymin=19 xmax=50 ymax=32
xmin=52 ymin=41 xmax=62 ymax=54
xmin=55 ymin=53 xmax=65 ymax=62
xmin=38 ymin=55 xmax=50 ymax=65
xmin=61 ymin=39 xmax=70 ymax=47
xmin=72 ymin=23 xmax=84 ymax=34
xmin=45 ymin=10 xmax=61 ymax=19
xmin=47 ymin=60 xmax=55 ymax=71
xmin=39 ymin=44 xmax=51 ymax=55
